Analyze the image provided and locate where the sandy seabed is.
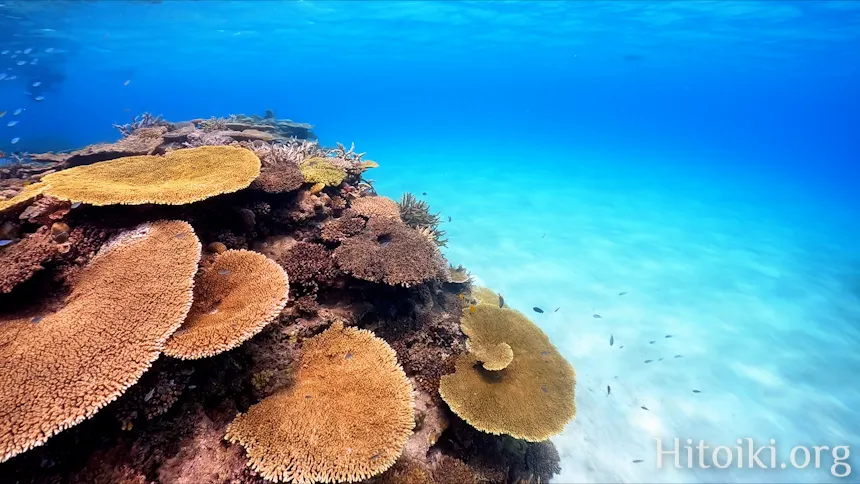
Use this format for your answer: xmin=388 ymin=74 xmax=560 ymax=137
xmin=374 ymin=148 xmax=860 ymax=484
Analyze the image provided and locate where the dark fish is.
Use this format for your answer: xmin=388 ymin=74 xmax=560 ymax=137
xmin=640 ymin=406 xmax=649 ymax=411
xmin=499 ymin=295 xmax=505 ymax=308
xmin=554 ymin=307 xmax=560 ymax=312
xmin=619 ymin=345 xmax=624 ymax=349
xmin=658 ymin=357 xmax=664 ymax=361
xmin=632 ymin=459 xmax=644 ymax=463
xmin=606 ymin=385 xmax=611 ymax=395
xmin=649 ymin=340 xmax=655 ymax=344
xmin=593 ymin=314 xmax=601 ymax=319
xmin=692 ymin=389 xmax=702 ymax=393
xmin=422 ymin=192 xmax=427 ymax=196
xmin=533 ymin=307 xmax=544 ymax=313
xmin=665 ymin=334 xmax=673 ymax=338
xmin=644 ymin=359 xmax=653 ymax=364
xmin=609 ymin=335 xmax=614 ymax=346
xmin=618 ymin=291 xmax=627 ymax=296
xmin=541 ymin=233 xmax=546 ymax=239
xmin=448 ymin=216 xmax=451 ymax=222
xmin=674 ymin=355 xmax=683 ymax=358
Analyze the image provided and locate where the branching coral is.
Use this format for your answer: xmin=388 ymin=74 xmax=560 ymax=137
xmin=225 ymin=321 xmax=415 ymax=483
xmin=332 ymin=216 xmax=448 ymax=287
xmin=448 ymin=264 xmax=472 ymax=285
xmin=112 ymin=112 xmax=167 ymax=138
xmin=320 ymin=209 xmax=367 ymax=242
xmin=397 ymin=193 xmax=447 ymax=247
xmin=276 ymin=241 xmax=338 ymax=286
xmin=39 ymin=146 xmax=261 ymax=206
xmin=0 ymin=220 xmax=201 ymax=462
xmin=439 ymin=304 xmax=576 ymax=442
xmin=163 ymin=250 xmax=289 ymax=360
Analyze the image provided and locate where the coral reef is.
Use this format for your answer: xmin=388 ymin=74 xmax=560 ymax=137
xmin=0 ymin=113 xmax=574 ymax=484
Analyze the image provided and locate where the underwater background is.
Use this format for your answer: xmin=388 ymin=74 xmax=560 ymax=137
xmin=1 ymin=1 xmax=859 ymax=483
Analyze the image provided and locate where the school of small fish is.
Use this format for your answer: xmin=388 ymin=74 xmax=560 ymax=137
xmin=0 ymin=42 xmax=67 ymax=147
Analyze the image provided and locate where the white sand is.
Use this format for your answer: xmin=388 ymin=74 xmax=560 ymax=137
xmin=371 ymin=146 xmax=860 ymax=483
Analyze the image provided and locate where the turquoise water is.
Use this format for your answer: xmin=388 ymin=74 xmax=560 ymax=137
xmin=1 ymin=1 xmax=859 ymax=482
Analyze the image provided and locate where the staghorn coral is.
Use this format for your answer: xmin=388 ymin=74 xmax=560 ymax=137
xmin=397 ymin=193 xmax=447 ymax=247
xmin=225 ymin=321 xmax=415 ymax=483
xmin=438 ymin=305 xmax=576 ymax=442
xmin=447 ymin=264 xmax=472 ymax=285
xmin=163 ymin=250 xmax=289 ymax=360
xmin=0 ymin=220 xmax=201 ymax=462
xmin=39 ymin=146 xmax=261 ymax=206
xmin=523 ymin=440 xmax=562 ymax=483
xmin=333 ymin=216 xmax=448 ymax=287
xmin=299 ymin=156 xmax=347 ymax=187
xmin=198 ymin=116 xmax=229 ymax=132
xmin=112 ymin=112 xmax=167 ymax=137
xmin=182 ymin=130 xmax=234 ymax=148
xmin=351 ymin=196 xmax=402 ymax=220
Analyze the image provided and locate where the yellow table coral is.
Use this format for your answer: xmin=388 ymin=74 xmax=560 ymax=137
xmin=439 ymin=304 xmax=576 ymax=442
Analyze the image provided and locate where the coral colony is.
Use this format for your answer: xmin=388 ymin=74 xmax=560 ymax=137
xmin=0 ymin=113 xmax=576 ymax=484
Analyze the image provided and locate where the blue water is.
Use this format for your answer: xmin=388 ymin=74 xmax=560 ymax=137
xmin=1 ymin=1 xmax=859 ymax=482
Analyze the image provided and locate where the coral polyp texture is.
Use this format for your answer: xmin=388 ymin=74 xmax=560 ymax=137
xmin=0 ymin=113 xmax=568 ymax=484
xmin=225 ymin=322 xmax=415 ymax=483
xmin=163 ymin=249 xmax=290 ymax=360
xmin=0 ymin=220 xmax=201 ymax=463
xmin=38 ymin=145 xmax=261 ymax=206
xmin=439 ymin=304 xmax=577 ymax=442
xmin=350 ymin=196 xmax=402 ymax=220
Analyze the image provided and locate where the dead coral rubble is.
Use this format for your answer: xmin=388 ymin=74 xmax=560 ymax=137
xmin=0 ymin=113 xmax=571 ymax=484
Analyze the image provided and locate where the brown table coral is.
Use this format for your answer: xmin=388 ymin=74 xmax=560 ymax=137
xmin=439 ymin=304 xmax=576 ymax=442
xmin=163 ymin=250 xmax=289 ymax=360
xmin=0 ymin=220 xmax=201 ymax=462
xmin=225 ymin=321 xmax=414 ymax=483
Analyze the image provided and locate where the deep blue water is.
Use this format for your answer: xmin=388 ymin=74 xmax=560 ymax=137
xmin=2 ymin=1 xmax=859 ymax=482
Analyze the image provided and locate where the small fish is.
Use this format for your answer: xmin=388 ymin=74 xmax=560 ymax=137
xmin=45 ymin=47 xmax=54 ymax=53
xmin=31 ymin=315 xmax=42 ymax=323
xmin=23 ymin=48 xmax=31 ymax=54
xmin=633 ymin=460 xmax=644 ymax=464
xmin=498 ymin=295 xmax=504 ymax=308
xmin=541 ymin=233 xmax=545 ymax=238
xmin=658 ymin=357 xmax=664 ymax=361
xmin=71 ymin=202 xmax=82 ymax=209
xmin=0 ymin=73 xmax=5 ymax=80
xmin=13 ymin=108 xmax=21 ymax=115
xmin=533 ymin=307 xmax=544 ymax=313
xmin=692 ymin=389 xmax=701 ymax=393
xmin=448 ymin=215 xmax=451 ymax=222
xmin=0 ymin=239 xmax=12 ymax=247
xmin=554 ymin=307 xmax=560 ymax=312
xmin=0 ymin=50 xmax=7 ymax=55
xmin=31 ymin=81 xmax=41 ymax=87
xmin=469 ymin=305 xmax=476 ymax=314
xmin=8 ymin=76 xmax=16 ymax=80
xmin=7 ymin=121 xmax=18 ymax=127
xmin=649 ymin=340 xmax=655 ymax=344
xmin=674 ymin=354 xmax=683 ymax=358
xmin=123 ymin=79 xmax=131 ymax=86
xmin=422 ymin=192 xmax=426 ymax=195
xmin=593 ymin=314 xmax=601 ymax=319
xmin=618 ymin=291 xmax=627 ymax=296
xmin=29 ymin=59 xmax=37 ymax=65
xmin=0 ymin=111 xmax=5 ymax=117
xmin=665 ymin=334 xmax=673 ymax=338
xmin=458 ymin=293 xmax=464 ymax=300
xmin=619 ymin=345 xmax=624 ymax=349
xmin=609 ymin=334 xmax=614 ymax=346
xmin=10 ymin=137 xmax=19 ymax=144
xmin=640 ymin=405 xmax=649 ymax=411
xmin=606 ymin=385 xmax=611 ymax=395
xmin=16 ymin=60 xmax=25 ymax=66
xmin=644 ymin=359 xmax=653 ymax=364
xmin=34 ymin=96 xmax=44 ymax=101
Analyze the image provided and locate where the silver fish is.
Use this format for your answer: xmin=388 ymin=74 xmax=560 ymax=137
xmin=34 ymin=96 xmax=44 ymax=101
xmin=16 ymin=60 xmax=25 ymax=66
xmin=32 ymin=81 xmax=41 ymax=87
xmin=13 ymin=109 xmax=21 ymax=115
xmin=0 ymin=239 xmax=12 ymax=247
xmin=7 ymin=120 xmax=18 ymax=127
xmin=10 ymin=137 xmax=19 ymax=144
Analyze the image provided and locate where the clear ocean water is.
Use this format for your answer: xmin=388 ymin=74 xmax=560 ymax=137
xmin=1 ymin=1 xmax=858 ymax=482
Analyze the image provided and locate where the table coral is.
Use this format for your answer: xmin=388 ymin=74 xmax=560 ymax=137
xmin=225 ymin=321 xmax=414 ymax=483
xmin=0 ymin=220 xmax=201 ymax=462
xmin=439 ymin=305 xmax=576 ymax=442
xmin=299 ymin=157 xmax=347 ymax=187
xmin=163 ymin=250 xmax=289 ymax=360
xmin=39 ymin=146 xmax=261 ymax=206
